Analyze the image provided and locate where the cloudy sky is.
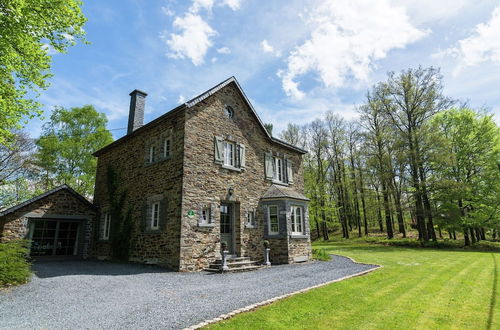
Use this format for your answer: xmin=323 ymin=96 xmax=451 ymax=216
xmin=31 ymin=0 xmax=500 ymax=139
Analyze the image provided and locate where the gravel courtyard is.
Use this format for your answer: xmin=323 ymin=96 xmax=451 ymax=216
xmin=0 ymin=255 xmax=378 ymax=329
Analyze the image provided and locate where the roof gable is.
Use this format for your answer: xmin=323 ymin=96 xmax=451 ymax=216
xmin=0 ymin=184 xmax=96 ymax=218
xmin=93 ymin=76 xmax=306 ymax=156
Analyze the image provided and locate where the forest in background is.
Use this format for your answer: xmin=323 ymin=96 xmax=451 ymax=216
xmin=278 ymin=67 xmax=499 ymax=246
xmin=1 ymin=66 xmax=499 ymax=247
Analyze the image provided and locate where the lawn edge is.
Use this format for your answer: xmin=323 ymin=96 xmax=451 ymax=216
xmin=184 ymin=256 xmax=382 ymax=330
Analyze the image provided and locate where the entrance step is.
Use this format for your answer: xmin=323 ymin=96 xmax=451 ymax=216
xmin=205 ymin=257 xmax=266 ymax=273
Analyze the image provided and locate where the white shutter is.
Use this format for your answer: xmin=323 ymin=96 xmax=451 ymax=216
xmin=265 ymin=152 xmax=274 ymax=180
xmin=239 ymin=144 xmax=246 ymax=169
xmin=214 ymin=136 xmax=224 ymax=164
xmin=286 ymin=158 xmax=294 ymax=184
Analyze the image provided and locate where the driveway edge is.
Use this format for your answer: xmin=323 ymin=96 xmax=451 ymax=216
xmin=184 ymin=256 xmax=382 ymax=329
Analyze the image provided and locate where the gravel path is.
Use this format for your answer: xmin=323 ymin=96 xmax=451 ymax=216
xmin=0 ymin=255 xmax=378 ymax=329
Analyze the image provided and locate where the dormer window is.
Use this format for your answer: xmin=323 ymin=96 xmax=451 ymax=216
xmin=224 ymin=105 xmax=234 ymax=119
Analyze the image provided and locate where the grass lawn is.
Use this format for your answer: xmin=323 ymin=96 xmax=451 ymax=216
xmin=209 ymin=239 xmax=499 ymax=329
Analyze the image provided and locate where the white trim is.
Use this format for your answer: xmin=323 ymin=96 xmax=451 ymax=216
xmin=163 ymin=137 xmax=171 ymax=158
xmin=267 ymin=205 xmax=279 ymax=235
xmin=151 ymin=202 xmax=160 ymax=230
xmin=149 ymin=145 xmax=155 ymax=163
xmin=103 ymin=212 xmax=111 ymax=240
xmin=291 ymin=205 xmax=304 ymax=235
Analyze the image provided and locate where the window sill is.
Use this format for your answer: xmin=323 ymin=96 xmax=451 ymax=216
xmin=270 ymin=180 xmax=289 ymax=186
xmin=221 ymin=165 xmax=242 ymax=172
xmin=144 ymin=156 xmax=172 ymax=167
xmin=198 ymin=223 xmax=215 ymax=228
xmin=98 ymin=239 xmax=110 ymax=242
xmin=245 ymin=224 xmax=257 ymax=229
xmin=290 ymin=234 xmax=308 ymax=239
xmin=143 ymin=229 xmax=163 ymax=235
xmin=265 ymin=233 xmax=284 ymax=239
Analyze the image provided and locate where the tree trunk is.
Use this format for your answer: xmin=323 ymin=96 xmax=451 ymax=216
xmin=382 ymin=182 xmax=394 ymax=239
xmin=464 ymin=229 xmax=470 ymax=246
xmin=480 ymin=228 xmax=486 ymax=240
xmin=357 ymin=163 xmax=369 ymax=236
xmin=470 ymin=227 xmax=476 ymax=244
xmin=375 ymin=189 xmax=384 ymax=232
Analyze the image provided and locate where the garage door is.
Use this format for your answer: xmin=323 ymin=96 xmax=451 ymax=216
xmin=29 ymin=219 xmax=81 ymax=256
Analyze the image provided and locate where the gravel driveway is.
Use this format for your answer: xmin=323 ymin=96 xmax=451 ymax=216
xmin=0 ymin=255 xmax=378 ymax=329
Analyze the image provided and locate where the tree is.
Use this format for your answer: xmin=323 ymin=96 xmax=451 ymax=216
xmin=264 ymin=123 xmax=273 ymax=136
xmin=378 ymin=66 xmax=453 ymax=241
xmin=35 ymin=105 xmax=113 ymax=197
xmin=279 ymin=123 xmax=302 ymax=146
xmin=0 ymin=131 xmax=35 ymax=185
xmin=0 ymin=0 xmax=87 ymax=144
xmin=0 ymin=131 xmax=38 ymax=208
xmin=431 ymin=108 xmax=500 ymax=245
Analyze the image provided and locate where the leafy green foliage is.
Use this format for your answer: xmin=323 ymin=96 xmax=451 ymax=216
xmin=106 ymin=165 xmax=133 ymax=261
xmin=0 ymin=0 xmax=87 ymax=144
xmin=431 ymin=108 xmax=500 ymax=239
xmin=35 ymin=105 xmax=113 ymax=197
xmin=312 ymin=248 xmax=332 ymax=261
xmin=0 ymin=240 xmax=31 ymax=287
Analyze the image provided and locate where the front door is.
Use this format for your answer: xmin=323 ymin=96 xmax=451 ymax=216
xmin=220 ymin=203 xmax=234 ymax=254
xmin=30 ymin=220 xmax=80 ymax=256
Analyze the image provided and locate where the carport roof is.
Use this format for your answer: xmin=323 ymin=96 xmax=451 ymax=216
xmin=0 ymin=184 xmax=96 ymax=217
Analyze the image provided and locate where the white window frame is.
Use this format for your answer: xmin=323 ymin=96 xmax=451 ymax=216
xmin=268 ymin=205 xmax=279 ymax=235
xmin=223 ymin=141 xmax=235 ymax=167
xmin=151 ymin=201 xmax=160 ymax=230
xmin=163 ymin=138 xmax=171 ymax=158
xmin=200 ymin=207 xmax=211 ymax=225
xmin=273 ymin=157 xmax=285 ymax=183
xmin=103 ymin=212 xmax=111 ymax=240
xmin=291 ymin=206 xmax=304 ymax=235
xmin=149 ymin=145 xmax=156 ymax=163
xmin=246 ymin=209 xmax=256 ymax=228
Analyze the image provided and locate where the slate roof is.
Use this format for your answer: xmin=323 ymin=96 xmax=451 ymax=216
xmin=93 ymin=76 xmax=307 ymax=156
xmin=261 ymin=184 xmax=310 ymax=201
xmin=0 ymin=184 xmax=96 ymax=217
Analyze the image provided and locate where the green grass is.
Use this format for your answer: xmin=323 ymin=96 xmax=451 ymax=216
xmin=312 ymin=248 xmax=332 ymax=261
xmin=0 ymin=240 xmax=31 ymax=287
xmin=209 ymin=239 xmax=499 ymax=329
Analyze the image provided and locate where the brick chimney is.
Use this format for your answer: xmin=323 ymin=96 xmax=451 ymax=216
xmin=127 ymin=89 xmax=147 ymax=134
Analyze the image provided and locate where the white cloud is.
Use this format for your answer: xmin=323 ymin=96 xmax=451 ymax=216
xmin=165 ymin=13 xmax=217 ymax=66
xmin=190 ymin=0 xmax=215 ymax=13
xmin=222 ymin=0 xmax=242 ymax=11
xmin=161 ymin=6 xmax=175 ymax=16
xmin=261 ymin=40 xmax=274 ymax=53
xmin=435 ymin=6 xmax=500 ymax=74
xmin=398 ymin=0 xmax=473 ymax=24
xmin=279 ymin=0 xmax=428 ymax=100
xmin=178 ymin=94 xmax=187 ymax=104
xmin=217 ymin=46 xmax=231 ymax=54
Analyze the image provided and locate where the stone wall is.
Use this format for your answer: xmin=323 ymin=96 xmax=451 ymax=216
xmin=180 ymin=82 xmax=307 ymax=271
xmin=92 ymin=109 xmax=185 ymax=269
xmin=0 ymin=188 xmax=95 ymax=257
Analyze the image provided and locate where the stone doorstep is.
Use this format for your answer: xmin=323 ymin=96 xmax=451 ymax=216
xmin=204 ymin=264 xmax=264 ymax=273
xmin=205 ymin=257 xmax=265 ymax=273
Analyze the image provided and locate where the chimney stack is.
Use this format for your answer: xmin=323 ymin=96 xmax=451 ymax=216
xmin=127 ymin=89 xmax=147 ymax=134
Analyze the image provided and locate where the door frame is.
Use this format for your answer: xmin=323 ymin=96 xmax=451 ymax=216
xmin=26 ymin=214 xmax=89 ymax=257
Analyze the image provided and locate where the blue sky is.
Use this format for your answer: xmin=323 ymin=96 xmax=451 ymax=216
xmin=30 ymin=0 xmax=500 ymax=139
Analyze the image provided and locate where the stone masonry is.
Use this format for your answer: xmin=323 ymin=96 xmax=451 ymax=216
xmin=91 ymin=77 xmax=312 ymax=271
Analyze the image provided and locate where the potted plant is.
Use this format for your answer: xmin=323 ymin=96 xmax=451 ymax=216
xmin=263 ymin=240 xmax=270 ymax=249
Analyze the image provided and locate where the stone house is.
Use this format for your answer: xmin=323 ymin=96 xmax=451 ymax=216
xmin=92 ymin=77 xmax=311 ymax=271
xmin=0 ymin=185 xmax=96 ymax=258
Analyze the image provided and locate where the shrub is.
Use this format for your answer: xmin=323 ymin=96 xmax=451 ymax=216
xmin=0 ymin=240 xmax=31 ymax=287
xmin=312 ymin=248 xmax=332 ymax=261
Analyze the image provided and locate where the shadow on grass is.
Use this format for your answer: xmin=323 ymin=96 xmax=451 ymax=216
xmin=487 ymin=253 xmax=497 ymax=330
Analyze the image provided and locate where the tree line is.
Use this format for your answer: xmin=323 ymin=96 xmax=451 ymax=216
xmin=279 ymin=67 xmax=499 ymax=245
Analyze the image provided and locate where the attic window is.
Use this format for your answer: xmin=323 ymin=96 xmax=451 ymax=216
xmin=224 ymin=105 xmax=234 ymax=119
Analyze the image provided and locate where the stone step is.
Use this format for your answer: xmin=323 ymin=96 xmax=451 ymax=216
xmin=204 ymin=264 xmax=264 ymax=273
